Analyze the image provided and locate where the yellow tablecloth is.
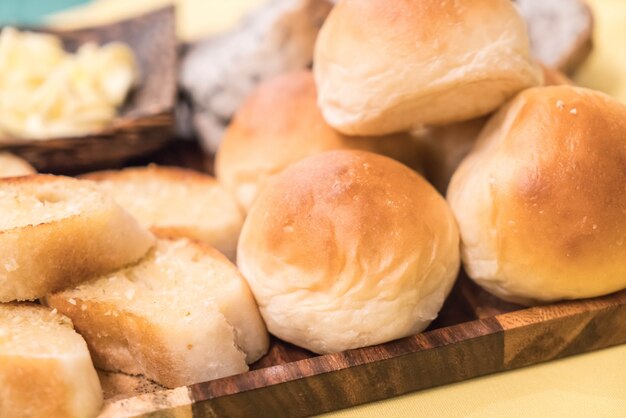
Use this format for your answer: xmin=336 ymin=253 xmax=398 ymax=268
xmin=50 ymin=1 xmax=626 ymax=416
xmin=322 ymin=344 xmax=626 ymax=417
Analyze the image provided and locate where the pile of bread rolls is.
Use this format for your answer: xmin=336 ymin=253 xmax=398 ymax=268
xmin=2 ymin=0 xmax=625 ymax=416
xmin=223 ymin=0 xmax=626 ymax=353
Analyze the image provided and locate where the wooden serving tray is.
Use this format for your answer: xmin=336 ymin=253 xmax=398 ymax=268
xmin=97 ymin=275 xmax=626 ymax=417
xmin=88 ymin=143 xmax=626 ymax=417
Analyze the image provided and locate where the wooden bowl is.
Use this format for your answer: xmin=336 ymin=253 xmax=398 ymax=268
xmin=0 ymin=7 xmax=177 ymax=175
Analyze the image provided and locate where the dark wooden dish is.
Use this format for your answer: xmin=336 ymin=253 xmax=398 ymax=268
xmin=0 ymin=8 xmax=177 ymax=175
xmin=87 ymin=143 xmax=626 ymax=418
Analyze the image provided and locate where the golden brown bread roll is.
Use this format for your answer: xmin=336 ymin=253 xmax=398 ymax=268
xmin=447 ymin=86 xmax=626 ymax=304
xmin=238 ymin=150 xmax=460 ymax=354
xmin=420 ymin=65 xmax=573 ymax=194
xmin=216 ymin=70 xmax=423 ymax=212
xmin=313 ymin=0 xmax=543 ymax=136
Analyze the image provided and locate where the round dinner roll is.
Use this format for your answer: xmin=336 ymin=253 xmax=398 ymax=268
xmin=216 ymin=70 xmax=422 ymax=212
xmin=314 ymin=0 xmax=543 ymax=136
xmin=448 ymin=86 xmax=626 ymax=305
xmin=238 ymin=150 xmax=460 ymax=354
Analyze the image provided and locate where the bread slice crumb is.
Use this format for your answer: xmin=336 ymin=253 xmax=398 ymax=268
xmin=46 ymin=236 xmax=269 ymax=388
xmin=0 ymin=303 xmax=102 ymax=418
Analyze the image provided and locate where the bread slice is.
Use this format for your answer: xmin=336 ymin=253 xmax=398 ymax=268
xmin=46 ymin=236 xmax=269 ymax=389
xmin=0 ymin=153 xmax=36 ymax=178
xmin=516 ymin=0 xmax=593 ymax=73
xmin=82 ymin=166 xmax=243 ymax=261
xmin=0 ymin=174 xmax=155 ymax=302
xmin=0 ymin=303 xmax=102 ymax=418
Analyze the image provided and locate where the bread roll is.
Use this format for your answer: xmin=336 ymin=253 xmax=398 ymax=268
xmin=0 ymin=153 xmax=36 ymax=177
xmin=216 ymin=70 xmax=422 ymax=212
xmin=419 ymin=64 xmax=572 ymax=194
xmin=238 ymin=150 xmax=459 ymax=354
xmin=82 ymin=166 xmax=243 ymax=260
xmin=0 ymin=303 xmax=102 ymax=418
xmin=448 ymin=86 xmax=626 ymax=304
xmin=314 ymin=0 xmax=542 ymax=136
xmin=0 ymin=175 xmax=154 ymax=302
xmin=47 ymin=236 xmax=269 ymax=388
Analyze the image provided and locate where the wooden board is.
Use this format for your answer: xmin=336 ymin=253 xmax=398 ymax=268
xmin=90 ymin=143 xmax=626 ymax=416
xmin=96 ymin=275 xmax=626 ymax=418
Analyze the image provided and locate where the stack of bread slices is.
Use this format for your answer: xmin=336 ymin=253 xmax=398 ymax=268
xmin=0 ymin=164 xmax=268 ymax=418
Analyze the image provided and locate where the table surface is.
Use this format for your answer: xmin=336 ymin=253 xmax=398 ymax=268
xmin=2 ymin=0 xmax=626 ymax=416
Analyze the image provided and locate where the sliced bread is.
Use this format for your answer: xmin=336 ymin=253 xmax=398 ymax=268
xmin=0 ymin=303 xmax=102 ymax=418
xmin=0 ymin=153 xmax=36 ymax=178
xmin=46 ymin=236 xmax=269 ymax=389
xmin=82 ymin=166 xmax=243 ymax=261
xmin=0 ymin=175 xmax=155 ymax=302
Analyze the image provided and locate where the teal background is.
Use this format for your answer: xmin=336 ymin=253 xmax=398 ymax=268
xmin=0 ymin=0 xmax=90 ymax=25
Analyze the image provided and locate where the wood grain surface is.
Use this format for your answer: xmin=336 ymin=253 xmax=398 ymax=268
xmin=96 ymin=271 xmax=626 ymax=418
xmin=91 ymin=142 xmax=626 ymax=417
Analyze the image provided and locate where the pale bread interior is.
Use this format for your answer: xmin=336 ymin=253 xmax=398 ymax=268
xmin=85 ymin=167 xmax=243 ymax=260
xmin=94 ymin=176 xmax=231 ymax=226
xmin=0 ymin=175 xmax=155 ymax=303
xmin=51 ymin=238 xmax=268 ymax=386
xmin=0 ymin=304 xmax=103 ymax=418
xmin=0 ymin=178 xmax=102 ymax=231
xmin=0 ymin=304 xmax=81 ymax=357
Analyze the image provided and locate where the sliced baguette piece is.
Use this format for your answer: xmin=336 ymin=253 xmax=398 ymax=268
xmin=0 ymin=175 xmax=155 ymax=302
xmin=0 ymin=152 xmax=36 ymax=178
xmin=82 ymin=166 xmax=243 ymax=261
xmin=46 ymin=236 xmax=269 ymax=389
xmin=0 ymin=303 xmax=102 ymax=418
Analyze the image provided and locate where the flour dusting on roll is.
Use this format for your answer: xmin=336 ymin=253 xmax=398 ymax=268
xmin=448 ymin=86 xmax=626 ymax=304
xmin=238 ymin=150 xmax=459 ymax=354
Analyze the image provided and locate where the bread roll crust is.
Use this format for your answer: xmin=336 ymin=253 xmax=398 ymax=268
xmin=448 ymin=86 xmax=626 ymax=304
xmin=216 ymin=70 xmax=422 ymax=212
xmin=238 ymin=150 xmax=459 ymax=354
xmin=0 ymin=175 xmax=154 ymax=302
xmin=314 ymin=0 xmax=542 ymax=135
